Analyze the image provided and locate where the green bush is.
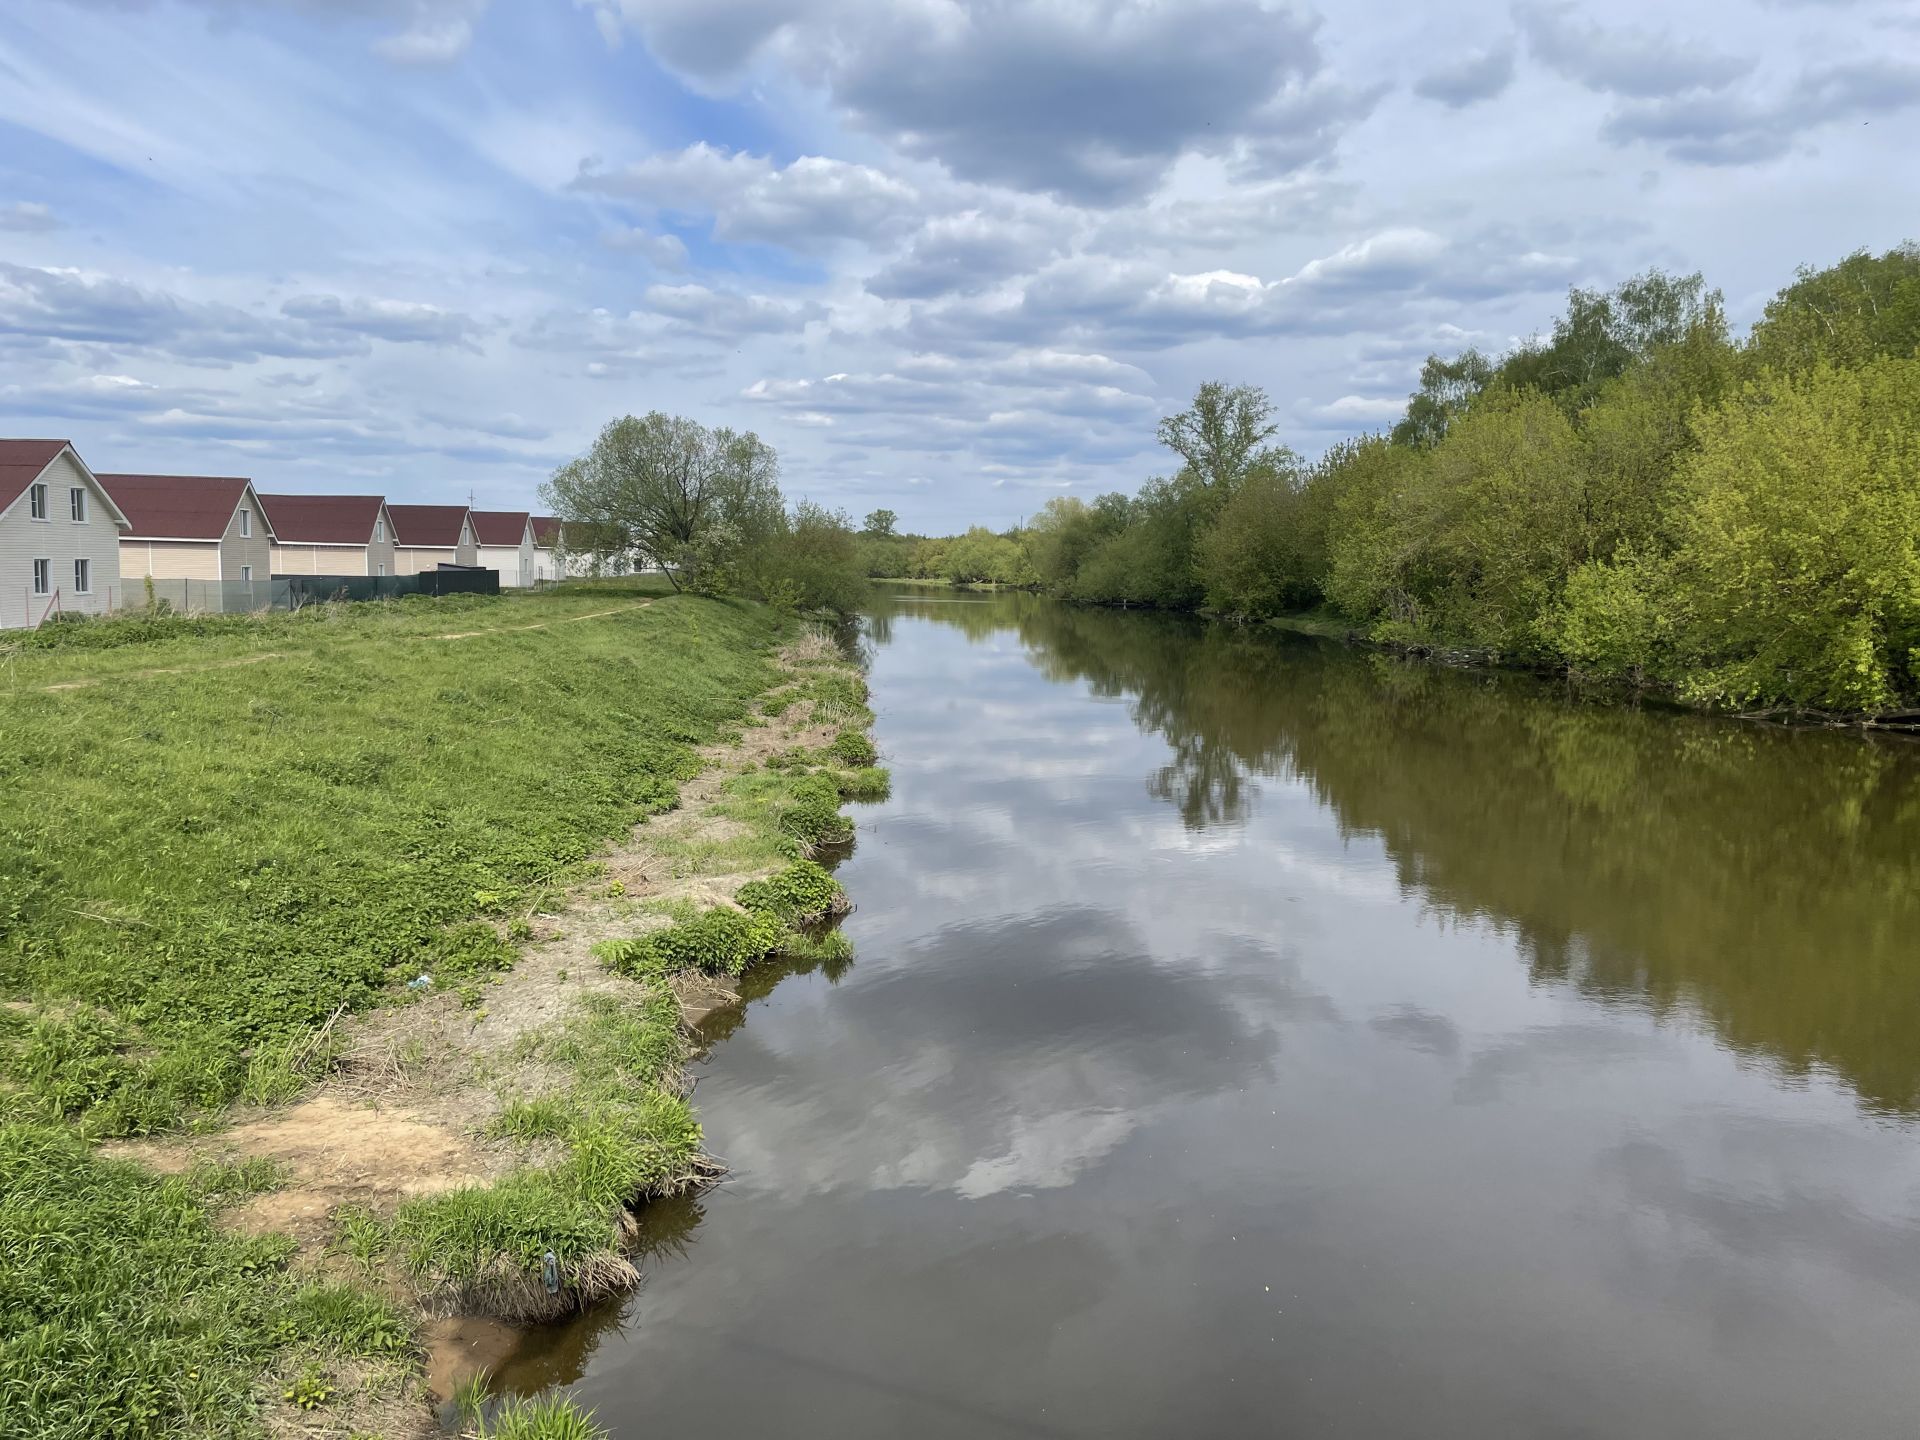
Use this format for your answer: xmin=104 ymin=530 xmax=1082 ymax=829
xmin=734 ymin=860 xmax=846 ymax=924
xmin=596 ymin=908 xmax=784 ymax=980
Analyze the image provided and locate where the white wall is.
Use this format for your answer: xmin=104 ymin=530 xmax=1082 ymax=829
xmin=0 ymin=451 xmax=125 ymax=628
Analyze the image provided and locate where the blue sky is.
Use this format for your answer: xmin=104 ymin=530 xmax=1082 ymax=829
xmin=1 ymin=0 xmax=1915 ymax=529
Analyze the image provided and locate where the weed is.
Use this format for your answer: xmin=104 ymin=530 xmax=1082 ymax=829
xmin=283 ymin=1363 xmax=335 ymax=1412
xmin=331 ymin=1206 xmax=392 ymax=1271
xmin=597 ymin=909 xmax=783 ymax=980
xmin=480 ymin=1393 xmax=610 ymax=1440
xmin=828 ymin=728 xmax=878 ymax=767
xmin=835 ymin=766 xmax=892 ymax=802
xmin=733 ymin=860 xmax=846 ymax=924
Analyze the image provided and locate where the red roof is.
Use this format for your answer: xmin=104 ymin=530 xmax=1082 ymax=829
xmin=2 ymin=438 xmax=76 ymax=510
xmin=96 ymin=473 xmax=262 ymax=541
xmin=258 ymin=493 xmax=387 ymax=545
xmin=470 ymin=509 xmax=531 ymax=547
xmin=388 ymin=504 xmax=471 ymax=548
xmin=532 ymin=515 xmax=565 ymax=547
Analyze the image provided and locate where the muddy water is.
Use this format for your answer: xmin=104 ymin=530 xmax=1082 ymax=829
xmin=497 ymin=588 xmax=1920 ymax=1439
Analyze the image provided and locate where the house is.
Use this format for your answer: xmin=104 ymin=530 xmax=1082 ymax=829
xmin=97 ymin=473 xmax=276 ymax=604
xmin=387 ymin=504 xmax=478 ymax=574
xmin=531 ymin=515 xmax=568 ymax=583
xmin=260 ymin=494 xmax=398 ymax=576
xmin=0 ymin=438 xmax=131 ymax=628
xmin=470 ymin=510 xmax=535 ymax=588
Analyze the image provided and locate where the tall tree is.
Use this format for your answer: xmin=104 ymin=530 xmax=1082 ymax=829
xmin=862 ymin=508 xmax=899 ymax=538
xmin=1156 ymin=382 xmax=1290 ymax=495
xmin=1391 ymin=349 xmax=1495 ymax=448
xmin=542 ymin=413 xmax=782 ymax=590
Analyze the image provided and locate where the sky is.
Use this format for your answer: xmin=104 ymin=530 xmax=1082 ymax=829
xmin=0 ymin=0 xmax=1915 ymax=530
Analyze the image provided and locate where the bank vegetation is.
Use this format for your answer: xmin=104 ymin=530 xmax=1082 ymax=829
xmin=901 ymin=244 xmax=1920 ymax=720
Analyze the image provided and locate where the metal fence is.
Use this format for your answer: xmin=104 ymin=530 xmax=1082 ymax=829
xmin=4 ymin=569 xmax=502 ymax=630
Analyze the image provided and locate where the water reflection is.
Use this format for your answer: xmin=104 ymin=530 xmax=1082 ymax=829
xmin=868 ymin=586 xmax=1920 ymax=1116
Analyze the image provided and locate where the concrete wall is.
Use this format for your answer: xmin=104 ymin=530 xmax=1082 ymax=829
xmin=0 ymin=450 xmax=125 ymax=628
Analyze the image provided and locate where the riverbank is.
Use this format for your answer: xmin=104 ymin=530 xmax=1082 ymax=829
xmin=0 ymin=591 xmax=881 ymax=1439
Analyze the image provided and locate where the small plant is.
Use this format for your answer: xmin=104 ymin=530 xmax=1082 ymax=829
xmin=284 ymin=1363 xmax=335 ymax=1412
xmin=828 ymin=728 xmax=877 ymax=767
xmin=331 ymin=1205 xmax=391 ymax=1270
xmin=734 ymin=860 xmax=846 ymax=924
xmin=836 ymin=766 xmax=891 ymax=802
xmin=450 ymin=1368 xmax=491 ymax=1425
xmin=507 ymin=917 xmax=534 ymax=942
xmin=480 ymin=1393 xmax=610 ymax=1440
xmin=597 ymin=908 xmax=782 ymax=980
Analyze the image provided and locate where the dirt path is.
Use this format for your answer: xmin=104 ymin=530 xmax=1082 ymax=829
xmin=33 ymin=600 xmax=655 ymax=692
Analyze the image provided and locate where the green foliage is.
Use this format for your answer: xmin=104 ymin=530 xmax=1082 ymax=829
xmin=1744 ymin=243 xmax=1920 ymax=375
xmin=744 ymin=501 xmax=869 ymax=617
xmin=828 ymin=728 xmax=878 ymax=767
xmin=734 ymin=859 xmax=846 ymax=924
xmin=1011 ymin=242 xmax=1920 ymax=714
xmin=941 ymin=526 xmax=1035 ymax=586
xmin=597 ymin=908 xmax=785 ymax=980
xmin=282 ymin=1363 xmax=334 ymax=1412
xmin=835 ymin=766 xmax=892 ymax=802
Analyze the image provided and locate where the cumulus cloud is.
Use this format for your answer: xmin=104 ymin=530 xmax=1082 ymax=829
xmin=1415 ymin=44 xmax=1518 ymax=108
xmin=0 ymin=262 xmax=365 ymax=364
xmin=603 ymin=227 xmax=690 ymax=268
xmin=868 ymin=209 xmax=1071 ymax=300
xmin=643 ymin=282 xmax=824 ymax=336
xmin=588 ymin=0 xmax=1368 ymax=204
xmin=0 ymin=201 xmax=61 ymax=233
xmin=576 ymin=143 xmax=921 ymax=250
xmin=1604 ymin=59 xmax=1920 ymax=163
xmin=279 ymin=294 xmax=486 ymax=349
xmin=1516 ymin=2 xmax=1755 ymax=97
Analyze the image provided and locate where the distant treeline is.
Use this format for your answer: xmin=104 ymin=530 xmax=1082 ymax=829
xmin=877 ymin=244 xmax=1920 ymax=717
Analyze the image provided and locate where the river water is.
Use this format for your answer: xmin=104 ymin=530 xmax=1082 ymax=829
xmin=499 ymin=587 xmax=1920 ymax=1439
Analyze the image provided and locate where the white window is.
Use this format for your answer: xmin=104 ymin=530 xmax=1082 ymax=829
xmin=239 ymin=506 xmax=252 ymax=538
xmin=374 ymin=517 xmax=386 ymax=541
xmin=29 ymin=483 xmax=48 ymax=520
xmin=70 ymin=487 xmax=88 ymax=523
xmin=31 ymin=559 xmax=50 ymax=595
xmin=376 ymin=562 xmax=387 ymax=575
xmin=72 ymin=558 xmax=91 ymax=594
xmin=240 ymin=564 xmax=252 ymax=582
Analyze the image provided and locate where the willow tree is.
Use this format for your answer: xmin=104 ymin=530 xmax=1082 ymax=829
xmin=542 ymin=412 xmax=783 ymax=591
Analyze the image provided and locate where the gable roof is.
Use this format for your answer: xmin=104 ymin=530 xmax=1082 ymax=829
xmin=2 ymin=439 xmax=132 ymax=526
xmin=388 ymin=503 xmax=471 ymax=547
xmin=531 ymin=515 xmax=564 ymax=547
xmin=470 ymin=509 xmax=532 ymax=547
xmin=259 ymin=493 xmax=388 ymax=545
xmin=96 ymin=473 xmax=267 ymax=542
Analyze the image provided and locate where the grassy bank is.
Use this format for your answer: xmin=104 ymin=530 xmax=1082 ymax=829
xmin=0 ymin=589 xmax=881 ymax=1438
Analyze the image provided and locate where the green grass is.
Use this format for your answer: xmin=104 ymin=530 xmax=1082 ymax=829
xmin=1 ymin=591 xmax=783 ymax=1134
xmin=0 ymin=1124 xmax=410 ymax=1440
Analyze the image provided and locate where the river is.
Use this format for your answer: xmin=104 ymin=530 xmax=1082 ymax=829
xmin=496 ymin=585 xmax=1920 ymax=1439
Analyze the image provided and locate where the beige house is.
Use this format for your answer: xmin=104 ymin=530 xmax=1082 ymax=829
xmin=98 ymin=474 xmax=275 ymax=601
xmin=260 ymin=494 xmax=397 ymax=576
xmin=471 ymin=510 xmax=535 ymax=588
xmin=0 ymin=438 xmax=132 ymax=628
xmin=388 ymin=504 xmax=478 ymax=574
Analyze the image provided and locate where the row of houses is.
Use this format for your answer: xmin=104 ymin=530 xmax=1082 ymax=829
xmin=1 ymin=437 xmax=586 ymax=629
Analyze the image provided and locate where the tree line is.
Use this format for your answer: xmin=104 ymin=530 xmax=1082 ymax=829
xmin=925 ymin=244 xmax=1920 ymax=716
